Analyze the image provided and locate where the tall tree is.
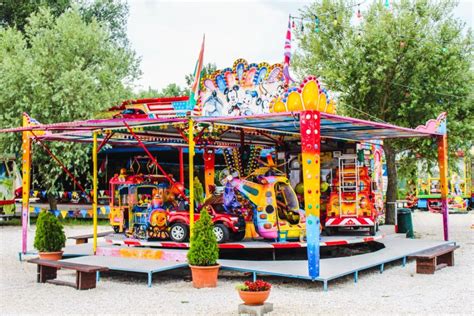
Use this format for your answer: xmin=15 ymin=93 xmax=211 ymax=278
xmin=1 ymin=0 xmax=130 ymax=47
xmin=0 ymin=0 xmax=70 ymax=32
xmin=294 ymin=0 xmax=473 ymax=223
xmin=0 ymin=8 xmax=140 ymax=208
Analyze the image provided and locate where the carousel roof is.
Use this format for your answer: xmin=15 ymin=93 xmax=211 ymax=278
xmin=0 ymin=112 xmax=442 ymax=148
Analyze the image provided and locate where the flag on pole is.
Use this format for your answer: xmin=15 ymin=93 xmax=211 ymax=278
xmin=189 ymin=34 xmax=205 ymax=109
xmin=283 ymin=16 xmax=294 ymax=84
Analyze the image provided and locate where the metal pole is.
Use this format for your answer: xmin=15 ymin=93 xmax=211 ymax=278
xmin=188 ymin=119 xmax=195 ymax=239
xmin=93 ymin=131 xmax=98 ymax=254
xmin=21 ymin=114 xmax=32 ymax=254
xmin=437 ymin=135 xmax=449 ymax=241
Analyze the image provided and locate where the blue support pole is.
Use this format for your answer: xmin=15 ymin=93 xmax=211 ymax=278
xmin=148 ymin=272 xmax=152 ymax=287
xmin=252 ymin=272 xmax=257 ymax=282
xmin=380 ymin=263 xmax=384 ymax=273
xmin=96 ymin=271 xmax=100 ymax=282
xmin=354 ymin=271 xmax=358 ymax=283
xmin=323 ymin=280 xmax=328 ymax=292
xmin=402 ymin=257 xmax=407 ymax=267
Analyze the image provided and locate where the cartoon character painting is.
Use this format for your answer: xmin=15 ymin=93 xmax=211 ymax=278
xmin=203 ymin=91 xmax=224 ymax=116
xmin=198 ymin=59 xmax=286 ymax=117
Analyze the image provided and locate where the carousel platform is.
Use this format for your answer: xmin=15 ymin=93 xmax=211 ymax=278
xmin=59 ymin=232 xmax=455 ymax=290
xmin=219 ymin=235 xmax=455 ymax=290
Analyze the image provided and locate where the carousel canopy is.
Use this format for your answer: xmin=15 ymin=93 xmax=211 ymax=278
xmin=0 ymin=112 xmax=442 ymax=149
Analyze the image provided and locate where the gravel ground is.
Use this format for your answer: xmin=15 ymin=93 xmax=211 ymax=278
xmin=1 ymin=211 xmax=473 ymax=315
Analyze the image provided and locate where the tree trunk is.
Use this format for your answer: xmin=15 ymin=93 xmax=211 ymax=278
xmin=47 ymin=192 xmax=57 ymax=211
xmin=384 ymin=143 xmax=397 ymax=225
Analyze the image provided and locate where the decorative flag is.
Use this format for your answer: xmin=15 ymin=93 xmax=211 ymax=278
xmin=87 ymin=210 xmax=93 ymax=217
xmin=53 ymin=210 xmax=60 ymax=217
xmin=100 ymin=206 xmax=107 ymax=215
xmin=34 ymin=207 xmax=41 ymax=214
xmin=283 ymin=16 xmax=295 ymax=84
xmin=80 ymin=210 xmax=87 ymax=218
xmin=61 ymin=210 xmax=68 ymax=219
xmin=189 ymin=34 xmax=205 ymax=109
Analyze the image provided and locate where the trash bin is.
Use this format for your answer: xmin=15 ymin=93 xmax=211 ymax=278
xmin=397 ymin=208 xmax=414 ymax=238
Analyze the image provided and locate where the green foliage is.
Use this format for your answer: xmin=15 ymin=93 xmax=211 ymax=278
xmin=0 ymin=0 xmax=70 ymax=32
xmin=135 ymin=83 xmax=189 ymax=99
xmin=187 ymin=209 xmax=219 ymax=266
xmin=294 ymin=0 xmax=473 ymax=220
xmin=78 ymin=0 xmax=130 ymax=48
xmin=193 ymin=176 xmax=205 ymax=205
xmin=185 ymin=62 xmax=218 ymax=86
xmin=295 ymin=0 xmax=473 ymax=148
xmin=34 ymin=211 xmax=66 ymax=252
xmin=0 ymin=7 xmax=139 ymax=194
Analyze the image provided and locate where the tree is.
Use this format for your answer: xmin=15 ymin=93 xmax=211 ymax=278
xmin=294 ymin=0 xmax=473 ymax=223
xmin=78 ymin=0 xmax=130 ymax=48
xmin=0 ymin=0 xmax=70 ymax=32
xmin=0 ymin=8 xmax=140 ymax=208
xmin=185 ymin=62 xmax=217 ymax=86
xmin=1 ymin=0 xmax=130 ymax=48
xmin=135 ymin=83 xmax=189 ymax=99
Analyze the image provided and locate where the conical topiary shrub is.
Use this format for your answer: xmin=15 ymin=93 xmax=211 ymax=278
xmin=34 ymin=211 xmax=66 ymax=260
xmin=187 ymin=209 xmax=219 ymax=266
xmin=187 ymin=209 xmax=220 ymax=288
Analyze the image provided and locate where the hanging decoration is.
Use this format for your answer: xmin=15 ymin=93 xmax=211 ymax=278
xmin=288 ymin=0 xmax=367 ymax=34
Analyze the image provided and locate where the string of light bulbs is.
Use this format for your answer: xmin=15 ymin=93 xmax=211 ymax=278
xmin=289 ymin=0 xmax=392 ymax=32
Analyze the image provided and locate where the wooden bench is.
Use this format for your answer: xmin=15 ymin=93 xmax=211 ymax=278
xmin=409 ymin=244 xmax=460 ymax=274
xmin=28 ymin=258 xmax=108 ymax=290
xmin=68 ymin=231 xmax=113 ymax=244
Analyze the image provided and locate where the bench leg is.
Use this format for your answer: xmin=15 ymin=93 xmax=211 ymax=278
xmin=437 ymin=251 xmax=454 ymax=267
xmin=76 ymin=271 xmax=97 ymax=290
xmin=416 ymin=258 xmax=436 ymax=274
xmin=38 ymin=265 xmax=57 ymax=283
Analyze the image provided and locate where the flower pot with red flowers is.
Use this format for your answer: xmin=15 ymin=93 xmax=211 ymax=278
xmin=34 ymin=211 xmax=66 ymax=260
xmin=236 ymin=280 xmax=272 ymax=306
xmin=187 ymin=209 xmax=220 ymax=288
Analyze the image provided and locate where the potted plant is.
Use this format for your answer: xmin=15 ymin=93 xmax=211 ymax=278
xmin=236 ymin=280 xmax=272 ymax=306
xmin=34 ymin=211 xmax=66 ymax=260
xmin=187 ymin=209 xmax=220 ymax=288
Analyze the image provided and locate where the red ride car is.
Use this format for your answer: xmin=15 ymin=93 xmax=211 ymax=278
xmin=168 ymin=196 xmax=246 ymax=243
xmin=113 ymin=108 xmax=148 ymax=119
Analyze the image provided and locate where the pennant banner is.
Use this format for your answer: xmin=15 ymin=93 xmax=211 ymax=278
xmin=61 ymin=210 xmax=68 ymax=218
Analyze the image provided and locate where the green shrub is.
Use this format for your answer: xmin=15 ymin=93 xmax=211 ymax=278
xmin=34 ymin=211 xmax=66 ymax=252
xmin=187 ymin=209 xmax=219 ymax=266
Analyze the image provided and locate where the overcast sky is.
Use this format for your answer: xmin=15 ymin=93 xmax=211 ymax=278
xmin=127 ymin=0 xmax=474 ymax=92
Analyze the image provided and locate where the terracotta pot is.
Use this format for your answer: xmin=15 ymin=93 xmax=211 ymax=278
xmin=189 ymin=264 xmax=220 ymax=288
xmin=38 ymin=251 xmax=63 ymax=261
xmin=238 ymin=290 xmax=270 ymax=306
